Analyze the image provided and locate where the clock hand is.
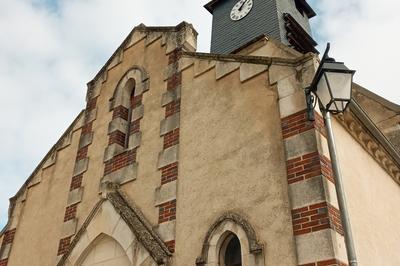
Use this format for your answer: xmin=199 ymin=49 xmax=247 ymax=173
xmin=238 ymin=0 xmax=248 ymax=11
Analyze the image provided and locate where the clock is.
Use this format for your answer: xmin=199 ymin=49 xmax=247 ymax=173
xmin=230 ymin=0 xmax=253 ymax=21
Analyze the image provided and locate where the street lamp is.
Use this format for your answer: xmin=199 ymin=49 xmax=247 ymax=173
xmin=305 ymin=43 xmax=358 ymax=266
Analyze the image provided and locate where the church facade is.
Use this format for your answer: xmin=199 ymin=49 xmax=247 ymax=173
xmin=1 ymin=1 xmax=400 ymax=266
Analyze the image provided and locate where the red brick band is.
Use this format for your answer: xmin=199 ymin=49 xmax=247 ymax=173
xmin=1 ymin=229 xmax=16 ymax=246
xmin=160 ymin=162 xmax=178 ymax=185
xmin=299 ymin=258 xmax=347 ymax=266
xmin=0 ymin=228 xmax=16 ymax=265
xmin=158 ymin=199 xmax=177 ymax=224
xmin=281 ymin=110 xmax=326 ymax=140
xmin=57 ymin=236 xmax=72 ymax=256
xmin=292 ymin=202 xmax=343 ymax=236
xmin=64 ymin=204 xmax=78 ymax=222
xmin=165 ymin=240 xmax=176 ymax=253
xmin=104 ymin=149 xmax=136 ymax=176
xmin=287 ymin=152 xmax=334 ymax=184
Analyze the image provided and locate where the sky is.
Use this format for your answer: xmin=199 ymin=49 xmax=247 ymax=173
xmin=0 ymin=0 xmax=399 ymax=229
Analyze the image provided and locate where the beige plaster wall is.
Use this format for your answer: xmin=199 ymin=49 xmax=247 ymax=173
xmin=175 ymin=64 xmax=297 ymax=265
xmin=333 ymin=119 xmax=400 ymax=265
xmin=8 ymin=128 xmax=82 ymax=266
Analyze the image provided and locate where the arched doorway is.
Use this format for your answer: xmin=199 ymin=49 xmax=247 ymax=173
xmin=78 ymin=234 xmax=130 ymax=266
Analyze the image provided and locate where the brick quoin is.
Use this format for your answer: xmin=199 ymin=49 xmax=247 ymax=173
xmin=287 ymin=152 xmax=334 ymax=184
xmin=64 ymin=204 xmax=78 ymax=222
xmin=81 ymin=122 xmax=93 ymax=135
xmin=292 ymin=202 xmax=343 ymax=236
xmin=299 ymin=259 xmax=348 ymax=266
xmin=112 ymin=105 xmax=129 ymax=120
xmin=161 ymin=162 xmax=178 ymax=185
xmin=314 ymin=112 xmax=327 ymax=137
xmin=86 ymin=97 xmax=97 ymax=112
xmin=165 ymin=101 xmax=180 ymax=117
xmin=0 ymin=259 xmax=8 ymax=266
xmin=281 ymin=110 xmax=327 ymax=139
xmin=1 ymin=229 xmax=16 ymax=246
xmin=104 ymin=149 xmax=136 ymax=176
xmin=168 ymin=48 xmax=182 ymax=65
xmin=108 ymin=130 xmax=126 ymax=146
xmin=165 ymin=240 xmax=176 ymax=253
xmin=130 ymin=119 xmax=141 ymax=135
xmin=158 ymin=199 xmax=176 ymax=223
xmin=57 ymin=236 xmax=72 ymax=256
xmin=70 ymin=175 xmax=83 ymax=191
xmin=164 ymin=129 xmax=180 ymax=149
xmin=76 ymin=147 xmax=88 ymax=162
xmin=167 ymin=72 xmax=182 ymax=91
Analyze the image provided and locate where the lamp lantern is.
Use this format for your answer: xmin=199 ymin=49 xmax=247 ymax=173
xmin=314 ymin=59 xmax=355 ymax=114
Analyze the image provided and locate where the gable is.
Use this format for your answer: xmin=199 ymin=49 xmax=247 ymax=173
xmin=58 ymin=191 xmax=170 ymax=266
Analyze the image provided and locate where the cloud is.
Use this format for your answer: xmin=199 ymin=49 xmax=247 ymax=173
xmin=0 ymin=0 xmax=399 ymax=230
xmin=309 ymin=0 xmax=400 ymax=104
xmin=0 ymin=0 xmax=212 ymax=229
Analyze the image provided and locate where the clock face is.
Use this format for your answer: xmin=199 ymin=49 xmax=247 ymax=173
xmin=230 ymin=0 xmax=253 ymax=21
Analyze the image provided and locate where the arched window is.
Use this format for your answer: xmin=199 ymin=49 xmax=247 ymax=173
xmin=220 ymin=233 xmax=242 ymax=266
xmin=124 ymin=78 xmax=136 ymax=148
xmin=196 ymin=213 xmax=264 ymax=266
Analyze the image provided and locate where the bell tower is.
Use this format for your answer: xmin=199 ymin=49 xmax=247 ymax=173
xmin=205 ymin=0 xmax=317 ymax=54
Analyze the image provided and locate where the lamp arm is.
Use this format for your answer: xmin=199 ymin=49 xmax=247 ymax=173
xmin=309 ymin=43 xmax=331 ymax=91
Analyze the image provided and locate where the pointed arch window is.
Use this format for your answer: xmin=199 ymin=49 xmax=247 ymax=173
xmin=221 ymin=233 xmax=242 ymax=266
xmin=196 ymin=213 xmax=264 ymax=266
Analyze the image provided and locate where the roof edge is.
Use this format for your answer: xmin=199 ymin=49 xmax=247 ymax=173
xmin=88 ymin=21 xmax=197 ymax=88
xmin=353 ymin=83 xmax=400 ymax=113
xmin=350 ymin=100 xmax=400 ymax=168
xmin=183 ymin=50 xmax=314 ymax=66
xmin=1 ymin=110 xmax=85 ymax=235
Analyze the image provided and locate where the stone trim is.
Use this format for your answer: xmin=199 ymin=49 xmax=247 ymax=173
xmin=289 ymin=175 xmax=339 ymax=210
xmin=131 ymin=104 xmax=144 ymax=121
xmin=128 ymin=132 xmax=142 ymax=150
xmin=157 ymin=145 xmax=179 ymax=169
xmin=103 ymin=143 xmax=125 ymax=162
xmin=196 ymin=213 xmax=263 ymax=266
xmin=155 ymin=181 xmax=177 ymax=206
xmin=160 ymin=113 xmax=180 ymax=136
xmin=102 ymin=162 xmax=138 ymax=185
xmin=108 ymin=117 xmax=128 ymax=134
xmin=61 ymin=219 xmax=77 ymax=238
xmin=161 ymin=86 xmax=181 ymax=107
xmin=72 ymin=158 xmax=89 ymax=177
xmin=67 ymin=188 xmax=84 ymax=206
xmin=78 ymin=132 xmax=93 ymax=149
xmin=156 ymin=221 xmax=176 ymax=243
xmin=295 ymin=230 xmax=347 ymax=265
